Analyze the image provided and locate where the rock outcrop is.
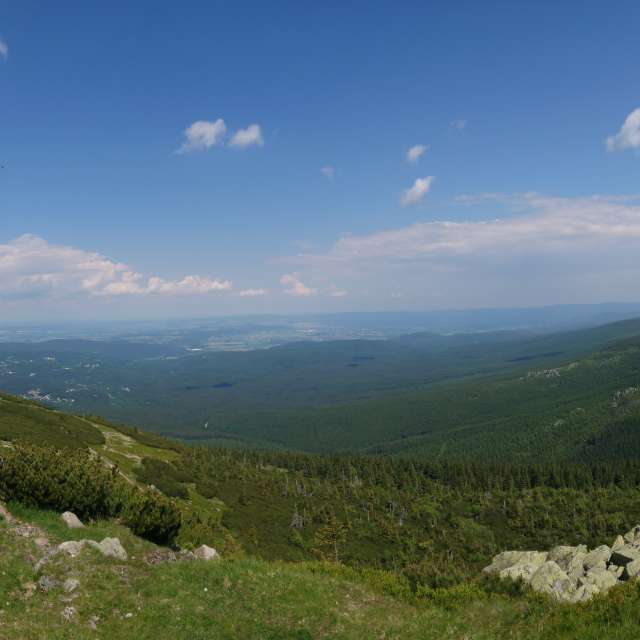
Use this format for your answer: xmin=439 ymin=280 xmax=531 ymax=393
xmin=483 ymin=524 xmax=640 ymax=602
xmin=47 ymin=537 xmax=128 ymax=565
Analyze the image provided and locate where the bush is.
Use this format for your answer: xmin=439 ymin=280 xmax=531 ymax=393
xmin=136 ymin=457 xmax=190 ymax=499
xmin=0 ymin=444 xmax=122 ymax=519
xmin=121 ymin=488 xmax=182 ymax=545
xmin=0 ymin=443 xmax=182 ymax=545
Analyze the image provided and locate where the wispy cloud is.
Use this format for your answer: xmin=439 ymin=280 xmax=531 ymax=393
xmin=0 ymin=39 xmax=7 ymax=59
xmin=321 ymin=165 xmax=335 ymax=179
xmin=0 ymin=235 xmax=232 ymax=300
xmin=238 ymin=288 xmax=268 ymax=297
xmin=328 ymin=285 xmax=347 ymax=297
xmin=607 ymin=108 xmax=640 ymax=152
xmin=230 ymin=124 xmax=263 ymax=148
xmin=278 ymin=193 xmax=640 ymax=308
xmin=178 ymin=119 xmax=227 ymax=153
xmin=400 ymin=176 xmax=434 ymax=206
xmin=280 ymin=273 xmax=316 ymax=297
xmin=406 ymin=144 xmax=428 ymax=163
xmin=450 ymin=119 xmax=467 ymax=130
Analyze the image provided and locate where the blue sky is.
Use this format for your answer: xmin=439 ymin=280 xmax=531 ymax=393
xmin=1 ymin=1 xmax=640 ymax=319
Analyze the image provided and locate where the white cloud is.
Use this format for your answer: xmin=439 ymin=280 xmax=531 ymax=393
xmin=178 ymin=119 xmax=227 ymax=153
xmin=230 ymin=124 xmax=263 ymax=148
xmin=407 ymin=144 xmax=428 ymax=163
xmin=401 ymin=176 xmax=434 ymax=206
xmin=450 ymin=119 xmax=467 ymax=130
xmin=0 ymin=39 xmax=7 ymax=59
xmin=328 ymin=285 xmax=347 ymax=297
xmin=607 ymin=108 xmax=640 ymax=152
xmin=280 ymin=273 xmax=316 ymax=297
xmin=278 ymin=193 xmax=640 ymax=308
xmin=238 ymin=288 xmax=268 ymax=297
xmin=0 ymin=235 xmax=232 ymax=300
xmin=331 ymin=194 xmax=640 ymax=260
xmin=321 ymin=165 xmax=335 ymax=179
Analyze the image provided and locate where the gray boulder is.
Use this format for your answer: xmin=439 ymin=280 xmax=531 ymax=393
xmin=483 ymin=550 xmax=547 ymax=575
xmin=530 ymin=561 xmax=573 ymax=598
xmin=610 ymin=545 xmax=640 ymax=567
xmin=579 ymin=567 xmax=618 ymax=591
xmin=57 ymin=537 xmax=127 ymax=561
xmin=624 ymin=558 xmax=640 ymax=580
xmin=583 ymin=545 xmax=611 ymax=570
xmin=87 ymin=537 xmax=127 ymax=561
xmin=612 ymin=535 xmax=625 ymax=551
xmin=569 ymin=583 xmax=601 ymax=603
xmin=194 ymin=545 xmax=221 ymax=561
xmin=623 ymin=525 xmax=640 ymax=544
xmin=61 ymin=512 xmax=84 ymax=529
xmin=58 ymin=540 xmax=86 ymax=557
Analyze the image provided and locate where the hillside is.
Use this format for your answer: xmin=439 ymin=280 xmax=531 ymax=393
xmin=5 ymin=395 xmax=640 ymax=637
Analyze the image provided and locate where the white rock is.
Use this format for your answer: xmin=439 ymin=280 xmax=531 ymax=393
xmin=583 ymin=545 xmax=611 ymax=570
xmin=87 ymin=537 xmax=128 ymax=561
xmin=61 ymin=512 xmax=84 ymax=529
xmin=58 ymin=540 xmax=86 ymax=557
xmin=194 ymin=545 xmax=221 ymax=561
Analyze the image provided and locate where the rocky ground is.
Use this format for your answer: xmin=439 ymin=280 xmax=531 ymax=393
xmin=484 ymin=524 xmax=640 ymax=602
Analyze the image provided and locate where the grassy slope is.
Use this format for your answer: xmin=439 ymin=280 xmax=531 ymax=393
xmin=5 ymin=394 xmax=640 ymax=637
xmin=4 ymin=504 xmax=640 ymax=639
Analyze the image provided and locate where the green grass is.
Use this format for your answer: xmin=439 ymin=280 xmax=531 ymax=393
xmin=0 ymin=394 xmax=104 ymax=449
xmin=5 ymin=504 xmax=640 ymax=639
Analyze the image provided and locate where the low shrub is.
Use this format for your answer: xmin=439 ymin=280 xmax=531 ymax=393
xmin=121 ymin=488 xmax=182 ymax=545
xmin=136 ymin=457 xmax=190 ymax=499
xmin=0 ymin=443 xmax=182 ymax=545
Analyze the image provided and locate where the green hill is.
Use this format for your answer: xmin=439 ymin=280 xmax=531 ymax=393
xmin=4 ymin=394 xmax=640 ymax=637
xmin=5 ymin=317 xmax=640 ymax=458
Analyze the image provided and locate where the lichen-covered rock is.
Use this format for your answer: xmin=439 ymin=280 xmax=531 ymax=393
xmin=61 ymin=512 xmax=84 ymax=529
xmin=483 ymin=550 xmax=547 ymax=575
xmin=87 ymin=537 xmax=127 ymax=561
xmin=579 ymin=566 xmax=618 ymax=591
xmin=610 ymin=545 xmax=640 ymax=567
xmin=583 ymin=545 xmax=611 ymax=570
xmin=58 ymin=540 xmax=86 ymax=557
xmin=529 ymin=561 xmax=573 ymax=598
xmin=612 ymin=535 xmax=625 ymax=551
xmin=624 ymin=558 xmax=640 ymax=580
xmin=569 ymin=583 xmax=601 ymax=603
xmin=482 ymin=524 xmax=640 ymax=603
xmin=548 ymin=545 xmax=587 ymax=566
xmin=623 ymin=525 xmax=640 ymax=544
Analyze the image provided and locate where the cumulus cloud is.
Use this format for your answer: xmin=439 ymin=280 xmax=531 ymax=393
xmin=0 ymin=39 xmax=7 ymax=59
xmin=238 ymin=288 xmax=268 ymax=297
xmin=280 ymin=273 xmax=316 ymax=297
xmin=407 ymin=144 xmax=428 ymax=163
xmin=450 ymin=119 xmax=467 ymax=130
xmin=178 ymin=119 xmax=227 ymax=153
xmin=401 ymin=176 xmax=434 ymax=206
xmin=606 ymin=108 xmax=640 ymax=152
xmin=0 ymin=235 xmax=232 ymax=300
xmin=230 ymin=124 xmax=263 ymax=148
xmin=321 ymin=165 xmax=335 ymax=179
